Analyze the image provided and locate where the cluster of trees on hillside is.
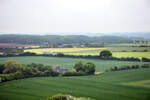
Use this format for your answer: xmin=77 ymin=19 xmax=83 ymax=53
xmin=0 ymin=60 xmax=59 ymax=82
xmin=63 ymin=61 xmax=96 ymax=76
xmin=108 ymin=64 xmax=150 ymax=72
xmin=0 ymin=34 xmax=133 ymax=45
xmin=74 ymin=61 xmax=96 ymax=75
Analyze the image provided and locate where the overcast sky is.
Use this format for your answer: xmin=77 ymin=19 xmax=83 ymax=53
xmin=0 ymin=0 xmax=150 ymax=34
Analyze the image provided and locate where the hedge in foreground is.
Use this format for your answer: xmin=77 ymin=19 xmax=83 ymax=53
xmin=44 ymin=94 xmax=95 ymax=100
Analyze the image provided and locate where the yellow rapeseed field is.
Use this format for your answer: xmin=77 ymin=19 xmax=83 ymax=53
xmin=24 ymin=48 xmax=106 ymax=54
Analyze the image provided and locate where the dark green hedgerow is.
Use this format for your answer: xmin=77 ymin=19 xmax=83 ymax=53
xmin=107 ymin=64 xmax=150 ymax=72
xmin=1 ymin=51 xmax=149 ymax=62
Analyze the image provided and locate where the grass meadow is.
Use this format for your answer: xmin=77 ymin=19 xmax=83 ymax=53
xmin=0 ymin=69 xmax=150 ymax=100
xmin=0 ymin=56 xmax=150 ymax=100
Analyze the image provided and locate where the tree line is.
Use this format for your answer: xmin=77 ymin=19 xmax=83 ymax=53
xmin=0 ymin=34 xmax=133 ymax=45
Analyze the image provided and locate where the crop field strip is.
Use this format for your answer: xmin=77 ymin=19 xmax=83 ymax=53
xmin=64 ymin=52 xmax=150 ymax=59
xmin=24 ymin=48 xmax=107 ymax=54
xmin=24 ymin=47 xmax=150 ymax=53
xmin=24 ymin=47 xmax=150 ymax=59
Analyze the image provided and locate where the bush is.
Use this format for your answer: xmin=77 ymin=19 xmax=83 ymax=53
xmin=46 ymin=94 xmax=71 ymax=100
xmin=44 ymin=70 xmax=59 ymax=77
xmin=132 ymin=50 xmax=137 ymax=52
xmin=131 ymin=65 xmax=140 ymax=69
xmin=22 ymin=67 xmax=34 ymax=77
xmin=3 ymin=60 xmax=23 ymax=74
xmin=141 ymin=64 xmax=149 ymax=68
xmin=19 ymin=52 xmax=36 ymax=56
xmin=0 ymin=74 xmax=15 ymax=82
xmin=62 ymin=71 xmax=86 ymax=76
xmin=0 ymin=64 xmax=5 ymax=74
xmin=73 ymin=61 xmax=96 ymax=75
xmin=78 ymin=97 xmax=95 ymax=100
xmin=56 ymin=53 xmax=64 ymax=57
xmin=143 ymin=49 xmax=148 ymax=52
xmin=142 ymin=57 xmax=150 ymax=62
xmin=83 ymin=62 xmax=96 ymax=75
xmin=100 ymin=50 xmax=112 ymax=58
xmin=73 ymin=61 xmax=84 ymax=72
xmin=13 ymin=71 xmax=24 ymax=79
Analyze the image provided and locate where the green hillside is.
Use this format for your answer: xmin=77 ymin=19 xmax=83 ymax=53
xmin=0 ymin=56 xmax=150 ymax=100
xmin=0 ymin=69 xmax=150 ymax=100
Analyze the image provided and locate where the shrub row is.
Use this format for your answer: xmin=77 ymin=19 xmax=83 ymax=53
xmin=108 ymin=64 xmax=150 ymax=72
xmin=42 ymin=53 xmax=149 ymax=62
xmin=0 ymin=70 xmax=60 ymax=82
xmin=39 ymin=54 xmax=144 ymax=62
xmin=62 ymin=71 xmax=86 ymax=76
xmin=1 ymin=52 xmax=148 ymax=62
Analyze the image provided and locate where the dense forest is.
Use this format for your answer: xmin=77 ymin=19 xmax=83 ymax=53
xmin=0 ymin=34 xmax=133 ymax=45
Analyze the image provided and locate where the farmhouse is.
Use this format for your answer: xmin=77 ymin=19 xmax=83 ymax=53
xmin=52 ymin=66 xmax=68 ymax=74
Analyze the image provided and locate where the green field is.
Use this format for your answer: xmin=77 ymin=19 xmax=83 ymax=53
xmin=0 ymin=56 xmax=146 ymax=72
xmin=0 ymin=56 xmax=150 ymax=100
xmin=0 ymin=69 xmax=150 ymax=100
